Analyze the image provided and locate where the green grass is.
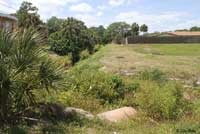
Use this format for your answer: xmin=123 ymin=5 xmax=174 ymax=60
xmin=6 ymin=116 xmax=200 ymax=134
xmin=132 ymin=44 xmax=200 ymax=56
xmin=85 ymin=44 xmax=200 ymax=83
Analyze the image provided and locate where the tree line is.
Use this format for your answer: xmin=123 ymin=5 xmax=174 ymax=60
xmin=175 ymin=26 xmax=200 ymax=32
xmin=14 ymin=1 xmax=148 ymax=64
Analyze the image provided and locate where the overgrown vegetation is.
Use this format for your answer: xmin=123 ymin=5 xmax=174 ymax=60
xmin=2 ymin=40 xmax=200 ymax=133
xmin=0 ymin=29 xmax=65 ymax=125
xmin=135 ymin=81 xmax=186 ymax=120
xmin=2 ymin=1 xmax=200 ymax=133
xmin=66 ymin=66 xmax=137 ymax=105
xmin=48 ymin=17 xmax=96 ymax=64
xmin=66 ymin=65 xmax=189 ymax=121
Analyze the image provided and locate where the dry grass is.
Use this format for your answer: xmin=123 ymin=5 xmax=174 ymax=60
xmin=98 ymin=44 xmax=200 ymax=81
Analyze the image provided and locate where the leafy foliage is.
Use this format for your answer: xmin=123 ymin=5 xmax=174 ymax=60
xmin=47 ymin=17 xmax=64 ymax=35
xmin=131 ymin=23 xmax=140 ymax=36
xmin=190 ymin=26 xmax=200 ymax=31
xmin=105 ymin=22 xmax=131 ymax=44
xmin=0 ymin=29 xmax=65 ymax=124
xmin=140 ymin=24 xmax=148 ymax=33
xmin=89 ymin=26 xmax=107 ymax=44
xmin=15 ymin=1 xmax=43 ymax=29
xmin=49 ymin=17 xmax=96 ymax=64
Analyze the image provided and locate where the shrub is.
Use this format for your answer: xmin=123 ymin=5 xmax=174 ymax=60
xmin=53 ymin=91 xmax=103 ymax=113
xmin=49 ymin=31 xmax=68 ymax=55
xmin=138 ymin=69 xmax=167 ymax=84
xmin=135 ymin=81 xmax=187 ymax=120
xmin=66 ymin=67 xmax=137 ymax=104
xmin=80 ymin=50 xmax=90 ymax=60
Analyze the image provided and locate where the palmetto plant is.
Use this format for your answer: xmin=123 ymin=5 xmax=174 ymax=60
xmin=0 ymin=29 xmax=65 ymax=124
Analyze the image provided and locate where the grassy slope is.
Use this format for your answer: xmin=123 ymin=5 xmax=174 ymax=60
xmin=10 ymin=44 xmax=200 ymax=134
xmin=55 ymin=44 xmax=200 ymax=134
xmin=96 ymin=44 xmax=200 ymax=83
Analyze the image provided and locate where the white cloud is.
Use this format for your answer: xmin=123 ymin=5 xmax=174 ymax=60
xmin=70 ymin=3 xmax=93 ymax=13
xmin=109 ymin=0 xmax=138 ymax=7
xmin=109 ymin=0 xmax=125 ymax=7
xmin=97 ymin=11 xmax=103 ymax=16
xmin=0 ymin=0 xmax=16 ymax=13
xmin=1 ymin=0 xmax=81 ymax=20
xmin=0 ymin=0 xmax=8 ymax=5
xmin=115 ymin=11 xmax=198 ymax=32
xmin=75 ymin=14 xmax=102 ymax=27
xmin=24 ymin=0 xmax=80 ymax=6
xmin=97 ymin=5 xmax=107 ymax=10
xmin=24 ymin=0 xmax=82 ymax=19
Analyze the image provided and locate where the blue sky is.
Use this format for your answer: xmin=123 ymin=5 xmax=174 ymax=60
xmin=0 ymin=0 xmax=200 ymax=32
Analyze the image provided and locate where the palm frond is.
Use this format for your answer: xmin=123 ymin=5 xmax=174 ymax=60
xmin=0 ymin=29 xmax=65 ymax=123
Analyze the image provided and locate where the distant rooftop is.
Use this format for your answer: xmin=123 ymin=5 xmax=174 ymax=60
xmin=0 ymin=13 xmax=17 ymax=21
xmin=166 ymin=32 xmax=200 ymax=36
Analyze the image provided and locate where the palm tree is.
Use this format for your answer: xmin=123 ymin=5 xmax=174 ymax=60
xmin=0 ymin=29 xmax=65 ymax=124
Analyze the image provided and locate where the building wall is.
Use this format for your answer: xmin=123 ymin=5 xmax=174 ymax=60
xmin=0 ymin=17 xmax=16 ymax=32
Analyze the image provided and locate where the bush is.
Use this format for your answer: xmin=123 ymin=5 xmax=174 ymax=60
xmin=53 ymin=91 xmax=103 ymax=113
xmin=49 ymin=31 xmax=68 ymax=55
xmin=138 ymin=69 xmax=167 ymax=84
xmin=80 ymin=50 xmax=90 ymax=60
xmin=66 ymin=67 xmax=138 ymax=104
xmin=135 ymin=81 xmax=187 ymax=120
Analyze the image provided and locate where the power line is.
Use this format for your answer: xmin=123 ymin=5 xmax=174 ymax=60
xmin=0 ymin=2 xmax=17 ymax=11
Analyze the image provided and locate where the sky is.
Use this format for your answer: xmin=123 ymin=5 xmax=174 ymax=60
xmin=0 ymin=0 xmax=200 ymax=32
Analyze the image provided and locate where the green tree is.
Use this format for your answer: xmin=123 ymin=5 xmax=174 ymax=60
xmin=0 ymin=29 xmax=65 ymax=124
xmin=140 ymin=24 xmax=148 ymax=33
xmin=190 ymin=26 xmax=200 ymax=31
xmin=49 ymin=17 xmax=95 ymax=64
xmin=89 ymin=25 xmax=106 ymax=44
xmin=175 ymin=29 xmax=189 ymax=32
xmin=131 ymin=23 xmax=139 ymax=36
xmin=105 ymin=22 xmax=131 ymax=44
xmin=47 ymin=16 xmax=64 ymax=34
xmin=16 ymin=1 xmax=43 ymax=28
